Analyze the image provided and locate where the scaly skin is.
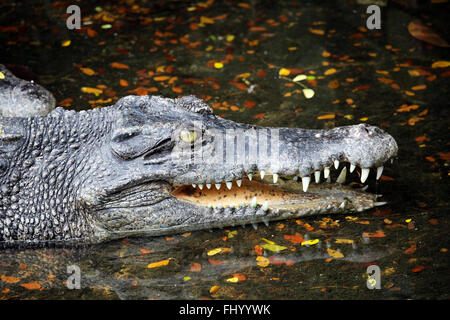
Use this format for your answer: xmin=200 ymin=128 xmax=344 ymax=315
xmin=0 ymin=64 xmax=55 ymax=117
xmin=0 ymin=95 xmax=398 ymax=244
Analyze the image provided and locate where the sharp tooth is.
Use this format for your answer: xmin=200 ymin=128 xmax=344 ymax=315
xmin=391 ymin=158 xmax=394 ymax=164
xmin=361 ymin=168 xmax=370 ymax=183
xmin=376 ymin=166 xmax=384 ymax=180
xmin=334 ymin=160 xmax=339 ymax=169
xmin=248 ymin=173 xmax=253 ymax=181
xmin=350 ymin=164 xmax=356 ymax=173
xmin=261 ymin=201 xmax=268 ymax=211
xmin=252 ymin=223 xmax=258 ymax=230
xmin=302 ymin=176 xmax=311 ymax=192
xmin=192 ymin=184 xmax=197 ymax=188
xmin=226 ymin=181 xmax=232 ymax=190
xmin=250 ymin=196 xmax=257 ymax=208
xmin=236 ymin=179 xmax=242 ymax=187
xmin=293 ymin=176 xmax=299 ymax=181
xmin=374 ymin=201 xmax=387 ymax=207
xmin=260 ymin=170 xmax=265 ymax=179
xmin=206 ymin=183 xmax=211 ymax=189
xmin=215 ymin=183 xmax=221 ymax=190
xmin=314 ymin=171 xmax=321 ymax=183
xmin=273 ymin=173 xmax=279 ymax=184
xmin=198 ymin=184 xmax=204 ymax=190
xmin=336 ymin=167 xmax=347 ymax=184
xmin=339 ymin=201 xmax=346 ymax=209
xmin=262 ymin=219 xmax=269 ymax=227
xmin=324 ymin=167 xmax=330 ymax=179
xmin=361 ymin=185 xmax=369 ymax=191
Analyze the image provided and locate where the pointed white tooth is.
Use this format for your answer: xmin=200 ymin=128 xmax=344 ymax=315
xmin=391 ymin=158 xmax=394 ymax=164
xmin=350 ymin=164 xmax=356 ymax=173
xmin=314 ymin=171 xmax=321 ymax=183
xmin=206 ymin=183 xmax=211 ymax=189
xmin=248 ymin=173 xmax=253 ymax=181
xmin=198 ymin=184 xmax=204 ymax=190
xmin=226 ymin=181 xmax=232 ymax=190
xmin=215 ymin=183 xmax=221 ymax=190
xmin=252 ymin=223 xmax=258 ymax=230
xmin=324 ymin=167 xmax=330 ymax=179
xmin=374 ymin=201 xmax=387 ymax=207
xmin=260 ymin=170 xmax=265 ymax=179
xmin=339 ymin=201 xmax=346 ymax=209
xmin=262 ymin=219 xmax=269 ymax=227
xmin=261 ymin=201 xmax=268 ymax=211
xmin=376 ymin=166 xmax=384 ymax=180
xmin=361 ymin=185 xmax=369 ymax=191
xmin=302 ymin=176 xmax=311 ymax=192
xmin=360 ymin=168 xmax=370 ymax=183
xmin=236 ymin=179 xmax=242 ymax=187
xmin=293 ymin=176 xmax=299 ymax=181
xmin=273 ymin=173 xmax=279 ymax=184
xmin=250 ymin=196 xmax=257 ymax=208
xmin=336 ymin=167 xmax=347 ymax=184
xmin=334 ymin=160 xmax=339 ymax=169
xmin=192 ymin=184 xmax=197 ymax=188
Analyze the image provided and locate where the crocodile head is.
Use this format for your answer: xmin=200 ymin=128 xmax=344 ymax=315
xmin=0 ymin=95 xmax=397 ymax=243
xmin=78 ymin=95 xmax=397 ymax=242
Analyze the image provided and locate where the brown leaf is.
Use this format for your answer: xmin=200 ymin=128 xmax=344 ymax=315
xmin=407 ymin=19 xmax=449 ymax=47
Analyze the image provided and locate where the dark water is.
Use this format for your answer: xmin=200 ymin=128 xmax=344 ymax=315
xmin=0 ymin=0 xmax=448 ymax=299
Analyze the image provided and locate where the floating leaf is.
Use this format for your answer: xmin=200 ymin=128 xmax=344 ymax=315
xmin=309 ymin=28 xmax=325 ymax=35
xmin=279 ymin=68 xmax=291 ymax=76
xmin=190 ymin=262 xmax=202 ymax=272
xmin=407 ymin=19 xmax=449 ymax=47
xmin=283 ymin=233 xmax=305 ymax=244
xmin=362 ymin=230 xmax=386 ymax=238
xmin=110 ymin=62 xmax=129 ymax=69
xmin=317 ymin=114 xmax=335 ymax=120
xmin=214 ymin=62 xmax=224 ymax=69
xmin=335 ymin=238 xmax=354 ymax=244
xmin=210 ymin=286 xmax=221 ymax=293
xmin=293 ymin=74 xmax=307 ymax=82
xmin=80 ymin=67 xmax=96 ymax=76
xmin=327 ymin=248 xmax=344 ymax=258
xmin=324 ymin=68 xmax=337 ymax=76
xmin=256 ymin=256 xmax=270 ymax=267
xmin=1 ymin=275 xmax=20 ymax=284
xmin=147 ymin=259 xmax=171 ymax=269
xmin=261 ymin=243 xmax=287 ymax=252
xmin=0 ymin=72 xmax=5 ymax=79
xmin=81 ymin=87 xmax=102 ymax=96
xmin=431 ymin=60 xmax=450 ymax=68
xmin=61 ymin=40 xmax=71 ymax=47
xmin=20 ymin=282 xmax=42 ymax=290
xmin=301 ymin=239 xmax=319 ymax=246
xmin=302 ymin=88 xmax=315 ymax=99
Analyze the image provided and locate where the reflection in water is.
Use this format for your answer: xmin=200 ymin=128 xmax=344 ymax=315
xmin=0 ymin=0 xmax=448 ymax=299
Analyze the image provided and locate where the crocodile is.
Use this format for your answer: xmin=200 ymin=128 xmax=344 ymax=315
xmin=0 ymin=95 xmax=398 ymax=244
xmin=0 ymin=64 xmax=56 ymax=117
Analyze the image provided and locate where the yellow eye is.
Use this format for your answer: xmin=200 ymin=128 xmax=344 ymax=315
xmin=180 ymin=129 xmax=197 ymax=143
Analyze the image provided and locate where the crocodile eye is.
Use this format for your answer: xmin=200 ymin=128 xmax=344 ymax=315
xmin=179 ymin=129 xmax=197 ymax=143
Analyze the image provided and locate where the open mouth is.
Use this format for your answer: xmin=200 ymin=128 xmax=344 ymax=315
xmin=170 ymin=166 xmax=384 ymax=213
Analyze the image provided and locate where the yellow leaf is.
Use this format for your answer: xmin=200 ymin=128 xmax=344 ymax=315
xmin=226 ymin=34 xmax=235 ymax=42
xmin=256 ymin=256 xmax=270 ymax=267
xmin=324 ymin=68 xmax=337 ymax=75
xmin=214 ymin=62 xmax=224 ymax=69
xmin=327 ymin=248 xmax=344 ymax=258
xmin=279 ymin=68 xmax=291 ymax=76
xmin=81 ymin=87 xmax=103 ymax=96
xmin=207 ymin=248 xmax=223 ymax=256
xmin=183 ymin=276 xmax=191 ymax=281
xmin=210 ymin=285 xmax=221 ymax=293
xmin=153 ymin=76 xmax=170 ymax=81
xmin=200 ymin=16 xmax=215 ymax=24
xmin=301 ymin=239 xmax=319 ymax=246
xmin=226 ymin=277 xmax=239 ymax=283
xmin=0 ymin=72 xmax=5 ymax=79
xmin=147 ymin=259 xmax=171 ymax=269
xmin=335 ymin=238 xmax=354 ymax=244
xmin=261 ymin=238 xmax=275 ymax=244
xmin=61 ymin=40 xmax=71 ymax=47
xmin=80 ymin=67 xmax=96 ymax=76
xmin=431 ymin=60 xmax=450 ymax=68
xmin=261 ymin=243 xmax=287 ymax=252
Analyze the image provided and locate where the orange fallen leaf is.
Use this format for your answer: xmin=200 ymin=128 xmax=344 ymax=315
xmin=408 ymin=116 xmax=424 ymax=126
xmin=20 ymin=282 xmax=42 ymax=290
xmin=317 ymin=114 xmax=335 ymax=120
xmin=425 ymin=156 xmax=436 ymax=162
xmin=110 ymin=62 xmax=129 ymax=69
xmin=1 ymin=275 xmax=20 ymax=284
xmin=404 ymin=245 xmax=417 ymax=255
xmin=147 ymin=259 xmax=171 ymax=269
xmin=309 ymin=28 xmax=325 ymax=35
xmin=253 ymin=113 xmax=265 ymax=119
xmin=363 ymin=230 xmax=386 ymax=238
xmin=437 ymin=152 xmax=450 ymax=161
xmin=139 ymin=248 xmax=153 ymax=254
xmin=412 ymin=265 xmax=425 ymax=273
xmin=397 ymin=104 xmax=419 ymax=112
xmin=411 ymin=84 xmax=427 ymax=91
xmin=431 ymin=60 xmax=450 ymax=68
xmin=283 ymin=233 xmax=305 ymax=244
xmin=190 ymin=262 xmax=202 ymax=272
xmin=154 ymin=76 xmax=170 ymax=81
xmin=414 ymin=135 xmax=427 ymax=142
xmin=119 ymin=79 xmax=129 ymax=87
xmin=324 ymin=68 xmax=337 ymax=75
xmin=244 ymin=100 xmax=256 ymax=109
xmin=80 ymin=67 xmax=96 ymax=76
xmin=172 ymin=87 xmax=183 ymax=93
